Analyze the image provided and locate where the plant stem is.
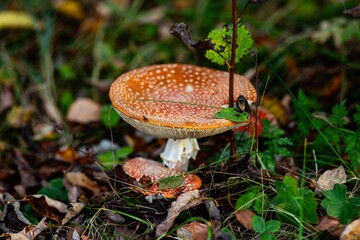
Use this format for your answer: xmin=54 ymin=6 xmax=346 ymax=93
xmin=229 ymin=0 xmax=238 ymax=158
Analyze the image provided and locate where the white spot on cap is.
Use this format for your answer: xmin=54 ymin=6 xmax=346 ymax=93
xmin=185 ymin=84 xmax=194 ymax=93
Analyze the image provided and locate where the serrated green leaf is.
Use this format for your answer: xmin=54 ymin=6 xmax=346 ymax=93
xmin=214 ymin=107 xmax=249 ymax=122
xmin=329 ymin=101 xmax=348 ymax=127
xmin=321 ymin=184 xmax=360 ymax=224
xmin=205 ymin=24 xmax=253 ymax=65
xmin=345 ymin=132 xmax=360 ymax=169
xmin=158 ymin=175 xmax=183 ymax=190
xmin=272 ymin=176 xmax=318 ymax=224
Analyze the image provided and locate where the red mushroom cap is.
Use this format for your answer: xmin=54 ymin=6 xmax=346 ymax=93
xmin=110 ymin=64 xmax=256 ymax=139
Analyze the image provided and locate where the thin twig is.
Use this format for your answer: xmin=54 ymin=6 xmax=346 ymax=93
xmin=229 ymin=0 xmax=238 ymax=159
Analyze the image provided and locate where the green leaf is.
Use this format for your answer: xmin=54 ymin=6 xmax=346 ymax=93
xmin=345 ymin=131 xmax=360 ymax=169
xmin=97 ymin=146 xmax=133 ymax=169
xmin=252 ymin=215 xmax=266 ymax=233
xmin=353 ymin=105 xmax=360 ymax=126
xmin=260 ymin=234 xmax=276 ymax=240
xmin=321 ymin=184 xmax=360 ymax=224
xmin=235 ymin=192 xmax=257 ymax=210
xmin=214 ymin=107 xmax=249 ymax=122
xmin=158 ymin=175 xmax=183 ymax=190
xmin=205 ymin=24 xmax=253 ymax=65
xmin=101 ymin=104 xmax=121 ymax=127
xmin=329 ymin=101 xmax=348 ymax=127
xmin=264 ymin=220 xmax=281 ymax=233
xmin=116 ymin=146 xmax=133 ymax=159
xmin=272 ymin=176 xmax=318 ymax=224
xmin=38 ymin=178 xmax=68 ymax=202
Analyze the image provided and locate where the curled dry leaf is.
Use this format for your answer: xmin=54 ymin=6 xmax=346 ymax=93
xmin=0 ymin=217 xmax=47 ymax=240
xmin=23 ymin=195 xmax=84 ymax=225
xmin=177 ymin=221 xmax=208 ymax=240
xmin=0 ymin=193 xmax=31 ymax=232
xmin=66 ymin=98 xmax=101 ymax=124
xmin=235 ymin=209 xmax=256 ymax=230
xmin=155 ymin=190 xmax=203 ymax=237
xmin=316 ymin=165 xmax=347 ymax=192
xmin=23 ymin=195 xmax=67 ymax=224
xmin=65 ymin=172 xmax=101 ymax=195
xmin=6 ymin=106 xmax=33 ymax=128
xmin=341 ymin=218 xmax=360 ymax=240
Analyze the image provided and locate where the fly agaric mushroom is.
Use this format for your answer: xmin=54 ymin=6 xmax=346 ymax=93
xmin=123 ymin=157 xmax=202 ymax=198
xmin=110 ymin=64 xmax=256 ymax=171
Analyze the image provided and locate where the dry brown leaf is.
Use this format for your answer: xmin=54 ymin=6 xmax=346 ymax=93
xmin=275 ymin=156 xmax=298 ymax=177
xmin=23 ymin=195 xmax=67 ymax=223
xmin=0 ymin=11 xmax=37 ymax=29
xmin=316 ymin=165 xmax=347 ymax=192
xmin=6 ymin=106 xmax=33 ymax=128
xmin=341 ymin=219 xmax=360 ymax=240
xmin=65 ymin=172 xmax=100 ymax=195
xmin=55 ymin=145 xmax=79 ymax=162
xmin=55 ymin=0 xmax=85 ymax=20
xmin=66 ymin=98 xmax=101 ymax=124
xmin=316 ymin=215 xmax=344 ymax=236
xmin=155 ymin=190 xmax=203 ymax=237
xmin=0 ymin=217 xmax=47 ymax=240
xmin=62 ymin=202 xmax=85 ymax=224
xmin=14 ymin=149 xmax=38 ymax=188
xmin=0 ymin=83 xmax=14 ymax=112
xmin=235 ymin=209 xmax=256 ymax=230
xmin=0 ymin=193 xmax=31 ymax=232
xmin=177 ymin=221 xmax=208 ymax=240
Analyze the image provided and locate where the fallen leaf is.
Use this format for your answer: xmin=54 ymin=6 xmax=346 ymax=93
xmin=275 ymin=156 xmax=298 ymax=177
xmin=0 ymin=217 xmax=48 ymax=240
xmin=0 ymin=83 xmax=14 ymax=113
xmin=55 ymin=0 xmax=85 ymax=20
xmin=316 ymin=215 xmax=344 ymax=237
xmin=341 ymin=218 xmax=360 ymax=240
xmin=66 ymin=98 xmax=101 ymax=124
xmin=0 ymin=10 xmax=38 ymax=29
xmin=155 ymin=190 xmax=203 ymax=237
xmin=6 ymin=106 xmax=33 ymax=128
xmin=0 ymin=193 xmax=31 ymax=232
xmin=55 ymin=145 xmax=79 ymax=162
xmin=316 ymin=165 xmax=347 ymax=192
xmin=62 ymin=202 xmax=85 ymax=224
xmin=23 ymin=195 xmax=67 ymax=223
xmin=13 ymin=149 xmax=38 ymax=188
xmin=65 ymin=172 xmax=101 ymax=195
xmin=177 ymin=221 xmax=208 ymax=240
xmin=344 ymin=5 xmax=360 ymax=18
xmin=170 ymin=22 xmax=214 ymax=50
xmin=235 ymin=209 xmax=256 ymax=230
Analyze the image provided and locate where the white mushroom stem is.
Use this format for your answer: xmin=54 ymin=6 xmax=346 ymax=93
xmin=160 ymin=138 xmax=200 ymax=171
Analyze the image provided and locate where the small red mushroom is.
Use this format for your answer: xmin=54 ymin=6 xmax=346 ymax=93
xmin=110 ymin=64 xmax=257 ymax=171
xmin=122 ymin=157 xmax=202 ymax=198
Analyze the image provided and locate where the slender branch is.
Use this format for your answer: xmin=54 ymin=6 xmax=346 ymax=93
xmin=229 ymin=0 xmax=238 ymax=158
